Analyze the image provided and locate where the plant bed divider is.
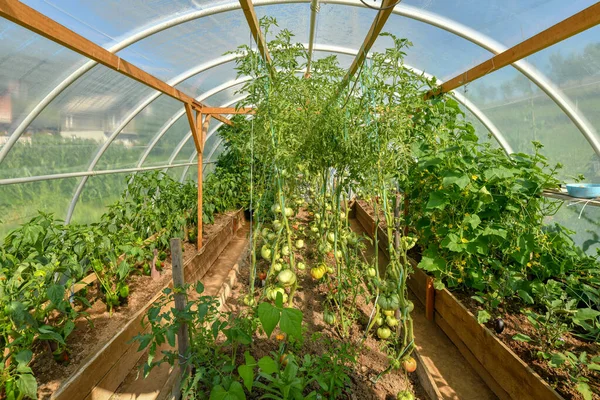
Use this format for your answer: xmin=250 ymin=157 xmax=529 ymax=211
xmin=50 ymin=209 xmax=244 ymax=400
xmin=156 ymin=237 xmax=251 ymax=400
xmin=352 ymin=200 xmax=564 ymax=400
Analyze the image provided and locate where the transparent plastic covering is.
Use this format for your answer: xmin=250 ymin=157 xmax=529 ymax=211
xmin=0 ymin=0 xmax=599 ymax=234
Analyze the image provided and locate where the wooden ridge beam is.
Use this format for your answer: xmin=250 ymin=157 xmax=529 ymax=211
xmin=239 ymin=0 xmax=272 ymax=64
xmin=425 ymin=2 xmax=600 ymax=99
xmin=0 ymin=0 xmax=232 ymax=126
xmin=344 ymin=0 xmax=397 ymax=82
xmin=201 ymin=107 xmax=255 ymax=115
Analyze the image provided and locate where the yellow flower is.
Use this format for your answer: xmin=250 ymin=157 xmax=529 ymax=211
xmin=275 ymin=333 xmax=285 ymax=341
xmin=461 ymin=238 xmax=469 ymax=243
xmin=448 ymin=224 xmax=453 ymax=228
xmin=471 ymin=175 xmax=478 ymax=180
xmin=527 ymin=262 xmax=532 ymax=267
xmin=461 ymin=260 xmax=466 ymax=265
xmin=457 ymin=278 xmax=463 ymax=283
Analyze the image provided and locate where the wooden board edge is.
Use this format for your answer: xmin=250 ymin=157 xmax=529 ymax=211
xmin=413 ymin=348 xmax=443 ymax=400
xmin=434 ymin=311 xmax=511 ymax=400
xmin=52 ymin=212 xmax=241 ymax=400
xmin=434 ymin=289 xmax=565 ymax=400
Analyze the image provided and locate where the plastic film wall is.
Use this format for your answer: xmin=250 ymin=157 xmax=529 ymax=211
xmin=0 ymin=0 xmax=599 ymax=245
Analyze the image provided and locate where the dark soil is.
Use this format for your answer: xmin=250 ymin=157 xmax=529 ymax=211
xmin=454 ymin=290 xmax=600 ymax=400
xmin=31 ymin=212 xmax=235 ymax=399
xmin=222 ymin=211 xmax=427 ymax=400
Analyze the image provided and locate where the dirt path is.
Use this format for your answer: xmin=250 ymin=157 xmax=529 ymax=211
xmin=349 ymin=217 xmax=497 ymax=400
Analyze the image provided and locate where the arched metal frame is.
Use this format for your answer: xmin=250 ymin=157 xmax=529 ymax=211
xmin=2 ymin=0 xmax=596 ymax=168
xmin=1 ymin=0 xmax=597 ymax=222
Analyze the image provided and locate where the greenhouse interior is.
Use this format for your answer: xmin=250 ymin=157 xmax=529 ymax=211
xmin=1 ymin=0 xmax=600 ymax=399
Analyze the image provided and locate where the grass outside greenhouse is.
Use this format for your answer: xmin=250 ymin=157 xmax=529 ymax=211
xmin=1 ymin=2 xmax=600 ymax=400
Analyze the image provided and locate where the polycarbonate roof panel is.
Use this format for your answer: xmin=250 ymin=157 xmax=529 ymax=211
xmin=403 ymin=0 xmax=597 ymax=48
xmin=21 ymin=0 xmax=232 ymax=47
xmin=141 ymin=116 xmax=190 ymax=168
xmin=0 ymin=19 xmax=86 ymax=140
xmin=116 ymin=10 xmax=250 ymax=81
xmin=176 ymin=63 xmax=240 ymax=100
xmin=0 ymin=177 xmax=81 ymax=237
xmin=96 ymin=96 xmax=183 ymax=171
xmin=524 ymin=25 xmax=600 ymax=178
xmin=256 ymin=3 xmax=311 ymax=44
xmin=315 ymin=4 xmax=373 ymax=50
xmin=370 ymin=14 xmax=493 ymax=81
xmin=70 ymin=172 xmax=129 ymax=224
xmin=462 ymin=66 xmax=600 ymax=180
xmin=1 ymin=64 xmax=154 ymax=178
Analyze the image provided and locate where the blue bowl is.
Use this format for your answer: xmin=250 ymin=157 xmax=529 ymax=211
xmin=566 ymin=183 xmax=600 ymax=198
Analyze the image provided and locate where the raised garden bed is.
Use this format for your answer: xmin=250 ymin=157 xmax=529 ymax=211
xmin=30 ymin=210 xmax=244 ymax=400
xmin=353 ymin=200 xmax=566 ymax=400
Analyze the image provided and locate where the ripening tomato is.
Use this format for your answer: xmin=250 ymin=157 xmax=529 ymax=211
xmin=402 ymin=357 xmax=417 ymax=373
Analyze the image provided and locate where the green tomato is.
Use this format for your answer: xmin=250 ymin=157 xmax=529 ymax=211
xmin=310 ymin=225 xmax=319 ymax=233
xmin=277 ymin=269 xmax=297 ymax=287
xmin=282 ymin=245 xmax=290 ymax=256
xmin=297 ymin=262 xmax=306 ymax=270
xmin=377 ymin=293 xmax=401 ymax=311
xmin=376 ymin=316 xmax=385 ymax=326
xmin=367 ymin=267 xmax=377 ymax=277
xmin=267 ymin=286 xmax=285 ymax=301
xmin=314 ymin=213 xmax=321 ymax=220
xmin=295 ymin=239 xmax=304 ymax=249
xmin=284 ymin=207 xmax=294 ymax=217
xmin=397 ymin=391 xmax=415 ymax=400
xmin=386 ymin=315 xmax=399 ymax=327
xmin=261 ymin=245 xmax=272 ymax=261
xmin=323 ymin=311 xmax=336 ymax=325
xmin=335 ymin=250 xmax=343 ymax=259
xmin=243 ymin=294 xmax=256 ymax=306
xmin=273 ymin=263 xmax=283 ymax=272
xmin=377 ymin=327 xmax=391 ymax=339
xmin=267 ymin=233 xmax=277 ymax=241
xmin=327 ymin=232 xmax=336 ymax=243
xmin=271 ymin=203 xmax=282 ymax=214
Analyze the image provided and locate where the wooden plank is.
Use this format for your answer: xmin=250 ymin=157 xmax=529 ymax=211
xmin=344 ymin=0 xmax=396 ymax=82
xmin=425 ymin=277 xmax=434 ymax=321
xmin=413 ymin=347 xmax=444 ymax=400
xmin=52 ymin=211 xmax=242 ymax=400
xmin=543 ymin=189 xmax=600 ymax=207
xmin=435 ymin=311 xmax=511 ymax=400
xmin=239 ymin=0 xmax=272 ymax=64
xmin=425 ymin=3 xmax=600 ymax=98
xmin=200 ymin=107 xmax=255 ymax=115
xmin=434 ymin=289 xmax=564 ymax=400
xmin=0 ymin=0 xmax=232 ymax=126
xmin=171 ymin=238 xmax=190 ymax=379
xmin=186 ymin=105 xmax=202 ymax=154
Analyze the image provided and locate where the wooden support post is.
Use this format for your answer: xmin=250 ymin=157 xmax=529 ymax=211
xmin=170 ymin=238 xmax=190 ymax=380
xmin=425 ymin=277 xmax=435 ymax=321
xmin=197 ymin=151 xmax=203 ymax=250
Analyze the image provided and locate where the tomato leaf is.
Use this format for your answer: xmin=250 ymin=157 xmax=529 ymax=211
xmin=418 ymin=255 xmax=445 ymax=272
xmin=238 ymin=364 xmax=254 ymax=392
xmin=258 ymin=302 xmax=280 ymax=338
xmin=258 ymin=356 xmax=278 ymax=375
xmin=280 ymin=307 xmax=303 ymax=340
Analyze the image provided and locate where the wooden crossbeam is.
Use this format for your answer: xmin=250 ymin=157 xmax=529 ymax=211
xmin=0 ymin=0 xmax=232 ymax=126
xmin=425 ymin=2 xmax=600 ymax=99
xmin=201 ymin=107 xmax=255 ymax=115
xmin=344 ymin=0 xmax=397 ymax=82
xmin=239 ymin=0 xmax=272 ymax=64
xmin=185 ymin=104 xmax=202 ymax=154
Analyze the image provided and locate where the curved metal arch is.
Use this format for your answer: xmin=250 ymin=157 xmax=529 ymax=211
xmin=2 ymin=0 xmax=597 ymax=166
xmin=64 ymin=80 xmax=249 ymax=223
